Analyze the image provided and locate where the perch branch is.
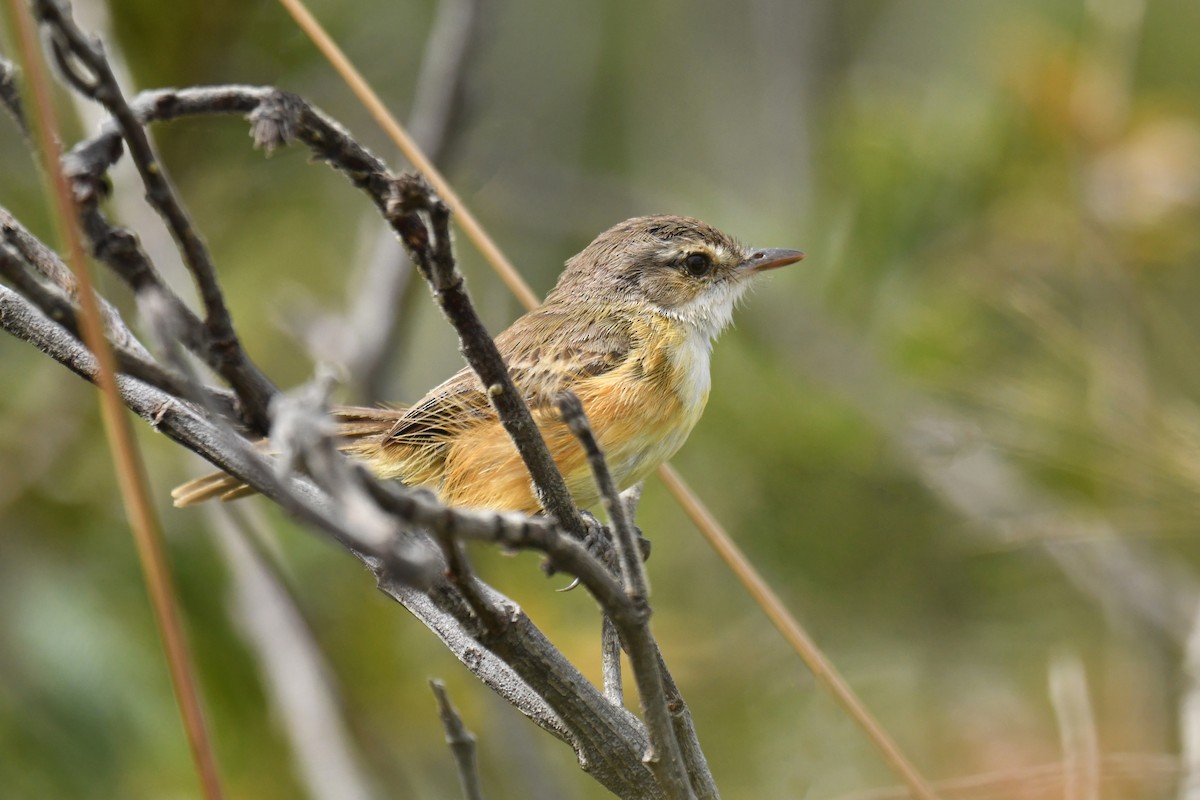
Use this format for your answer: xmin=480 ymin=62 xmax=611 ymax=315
xmin=0 ymin=281 xmax=662 ymax=797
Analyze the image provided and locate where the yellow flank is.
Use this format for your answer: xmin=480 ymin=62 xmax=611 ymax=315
xmin=436 ymin=314 xmax=708 ymax=513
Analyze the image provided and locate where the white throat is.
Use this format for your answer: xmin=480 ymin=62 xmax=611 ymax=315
xmin=657 ymin=279 xmax=753 ymax=410
xmin=659 ymin=278 xmax=752 ymax=342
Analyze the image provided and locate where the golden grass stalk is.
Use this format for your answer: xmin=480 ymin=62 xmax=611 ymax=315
xmin=6 ymin=3 xmax=225 ymax=798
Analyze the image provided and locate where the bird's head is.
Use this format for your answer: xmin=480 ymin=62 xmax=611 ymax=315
xmin=550 ymin=215 xmax=804 ymax=339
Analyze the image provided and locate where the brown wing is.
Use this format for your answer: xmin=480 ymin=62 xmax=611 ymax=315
xmin=175 ymin=308 xmax=634 ymax=508
xmin=380 ymin=304 xmax=635 ymax=449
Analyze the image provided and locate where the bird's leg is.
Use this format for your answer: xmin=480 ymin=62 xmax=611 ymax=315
xmin=579 ymin=509 xmax=620 ymax=575
xmin=618 ymin=483 xmax=651 ymax=562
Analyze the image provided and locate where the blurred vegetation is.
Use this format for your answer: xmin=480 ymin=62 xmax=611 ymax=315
xmin=2 ymin=0 xmax=1200 ymax=797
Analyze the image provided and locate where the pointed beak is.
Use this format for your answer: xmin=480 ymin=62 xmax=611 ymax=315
xmin=738 ymin=248 xmax=806 ymax=273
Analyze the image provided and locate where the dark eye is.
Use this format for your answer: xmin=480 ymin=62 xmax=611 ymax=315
xmin=683 ymin=252 xmax=711 ymax=277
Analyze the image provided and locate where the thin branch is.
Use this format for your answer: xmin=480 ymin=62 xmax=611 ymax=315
xmin=385 ymin=174 xmax=587 ymax=537
xmin=342 ymin=0 xmax=485 ymax=401
xmin=435 ymin=522 xmax=507 ymax=637
xmin=6 ymin=3 xmax=225 ymax=797
xmin=1 ymin=206 xmax=149 ymax=357
xmin=601 ymin=616 xmax=623 ymax=706
xmin=600 ymin=483 xmax=714 ymax=797
xmin=556 ymin=393 xmax=649 ymax=601
xmin=33 ymin=0 xmax=277 ymax=429
xmin=652 ymin=648 xmax=717 ymax=800
xmin=430 ymin=679 xmax=486 ymax=800
xmin=551 ymin=394 xmax=693 ymax=799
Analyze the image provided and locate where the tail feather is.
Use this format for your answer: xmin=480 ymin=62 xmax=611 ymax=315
xmin=331 ymin=405 xmax=406 ymax=443
xmin=171 ymin=472 xmax=252 ymax=507
xmin=171 ymin=405 xmax=406 ymax=508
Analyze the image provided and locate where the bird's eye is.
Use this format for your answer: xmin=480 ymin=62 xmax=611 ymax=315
xmin=683 ymin=252 xmax=712 ymax=277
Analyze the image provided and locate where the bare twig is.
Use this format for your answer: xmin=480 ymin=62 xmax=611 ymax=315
xmin=6 ymin=3 xmax=225 ymax=797
xmin=385 ymin=175 xmax=587 ymax=537
xmin=557 ymin=393 xmax=649 ymax=600
xmin=434 ymin=520 xmax=507 ymax=637
xmin=601 ymin=616 xmax=624 ymax=706
xmin=341 ymin=0 xmax=485 ymax=401
xmin=1 ymin=206 xmax=150 ymax=357
xmin=652 ymin=648 xmax=716 ymax=800
xmin=33 ymin=0 xmax=277 ymax=430
xmin=430 ymin=680 xmax=486 ymax=800
xmin=551 ymin=393 xmax=692 ymax=799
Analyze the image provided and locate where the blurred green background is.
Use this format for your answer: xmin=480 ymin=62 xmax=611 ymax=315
xmin=3 ymin=0 xmax=1200 ymax=797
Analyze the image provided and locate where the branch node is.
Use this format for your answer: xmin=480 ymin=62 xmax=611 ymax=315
xmin=248 ymin=90 xmax=301 ymax=153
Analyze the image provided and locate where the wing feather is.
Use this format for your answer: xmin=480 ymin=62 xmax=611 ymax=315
xmin=381 ymin=305 xmax=634 ymax=448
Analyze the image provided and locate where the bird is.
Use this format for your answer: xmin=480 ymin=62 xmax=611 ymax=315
xmin=172 ymin=215 xmax=804 ymax=514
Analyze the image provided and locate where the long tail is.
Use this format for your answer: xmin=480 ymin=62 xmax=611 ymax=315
xmin=170 ymin=406 xmax=405 ymax=507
